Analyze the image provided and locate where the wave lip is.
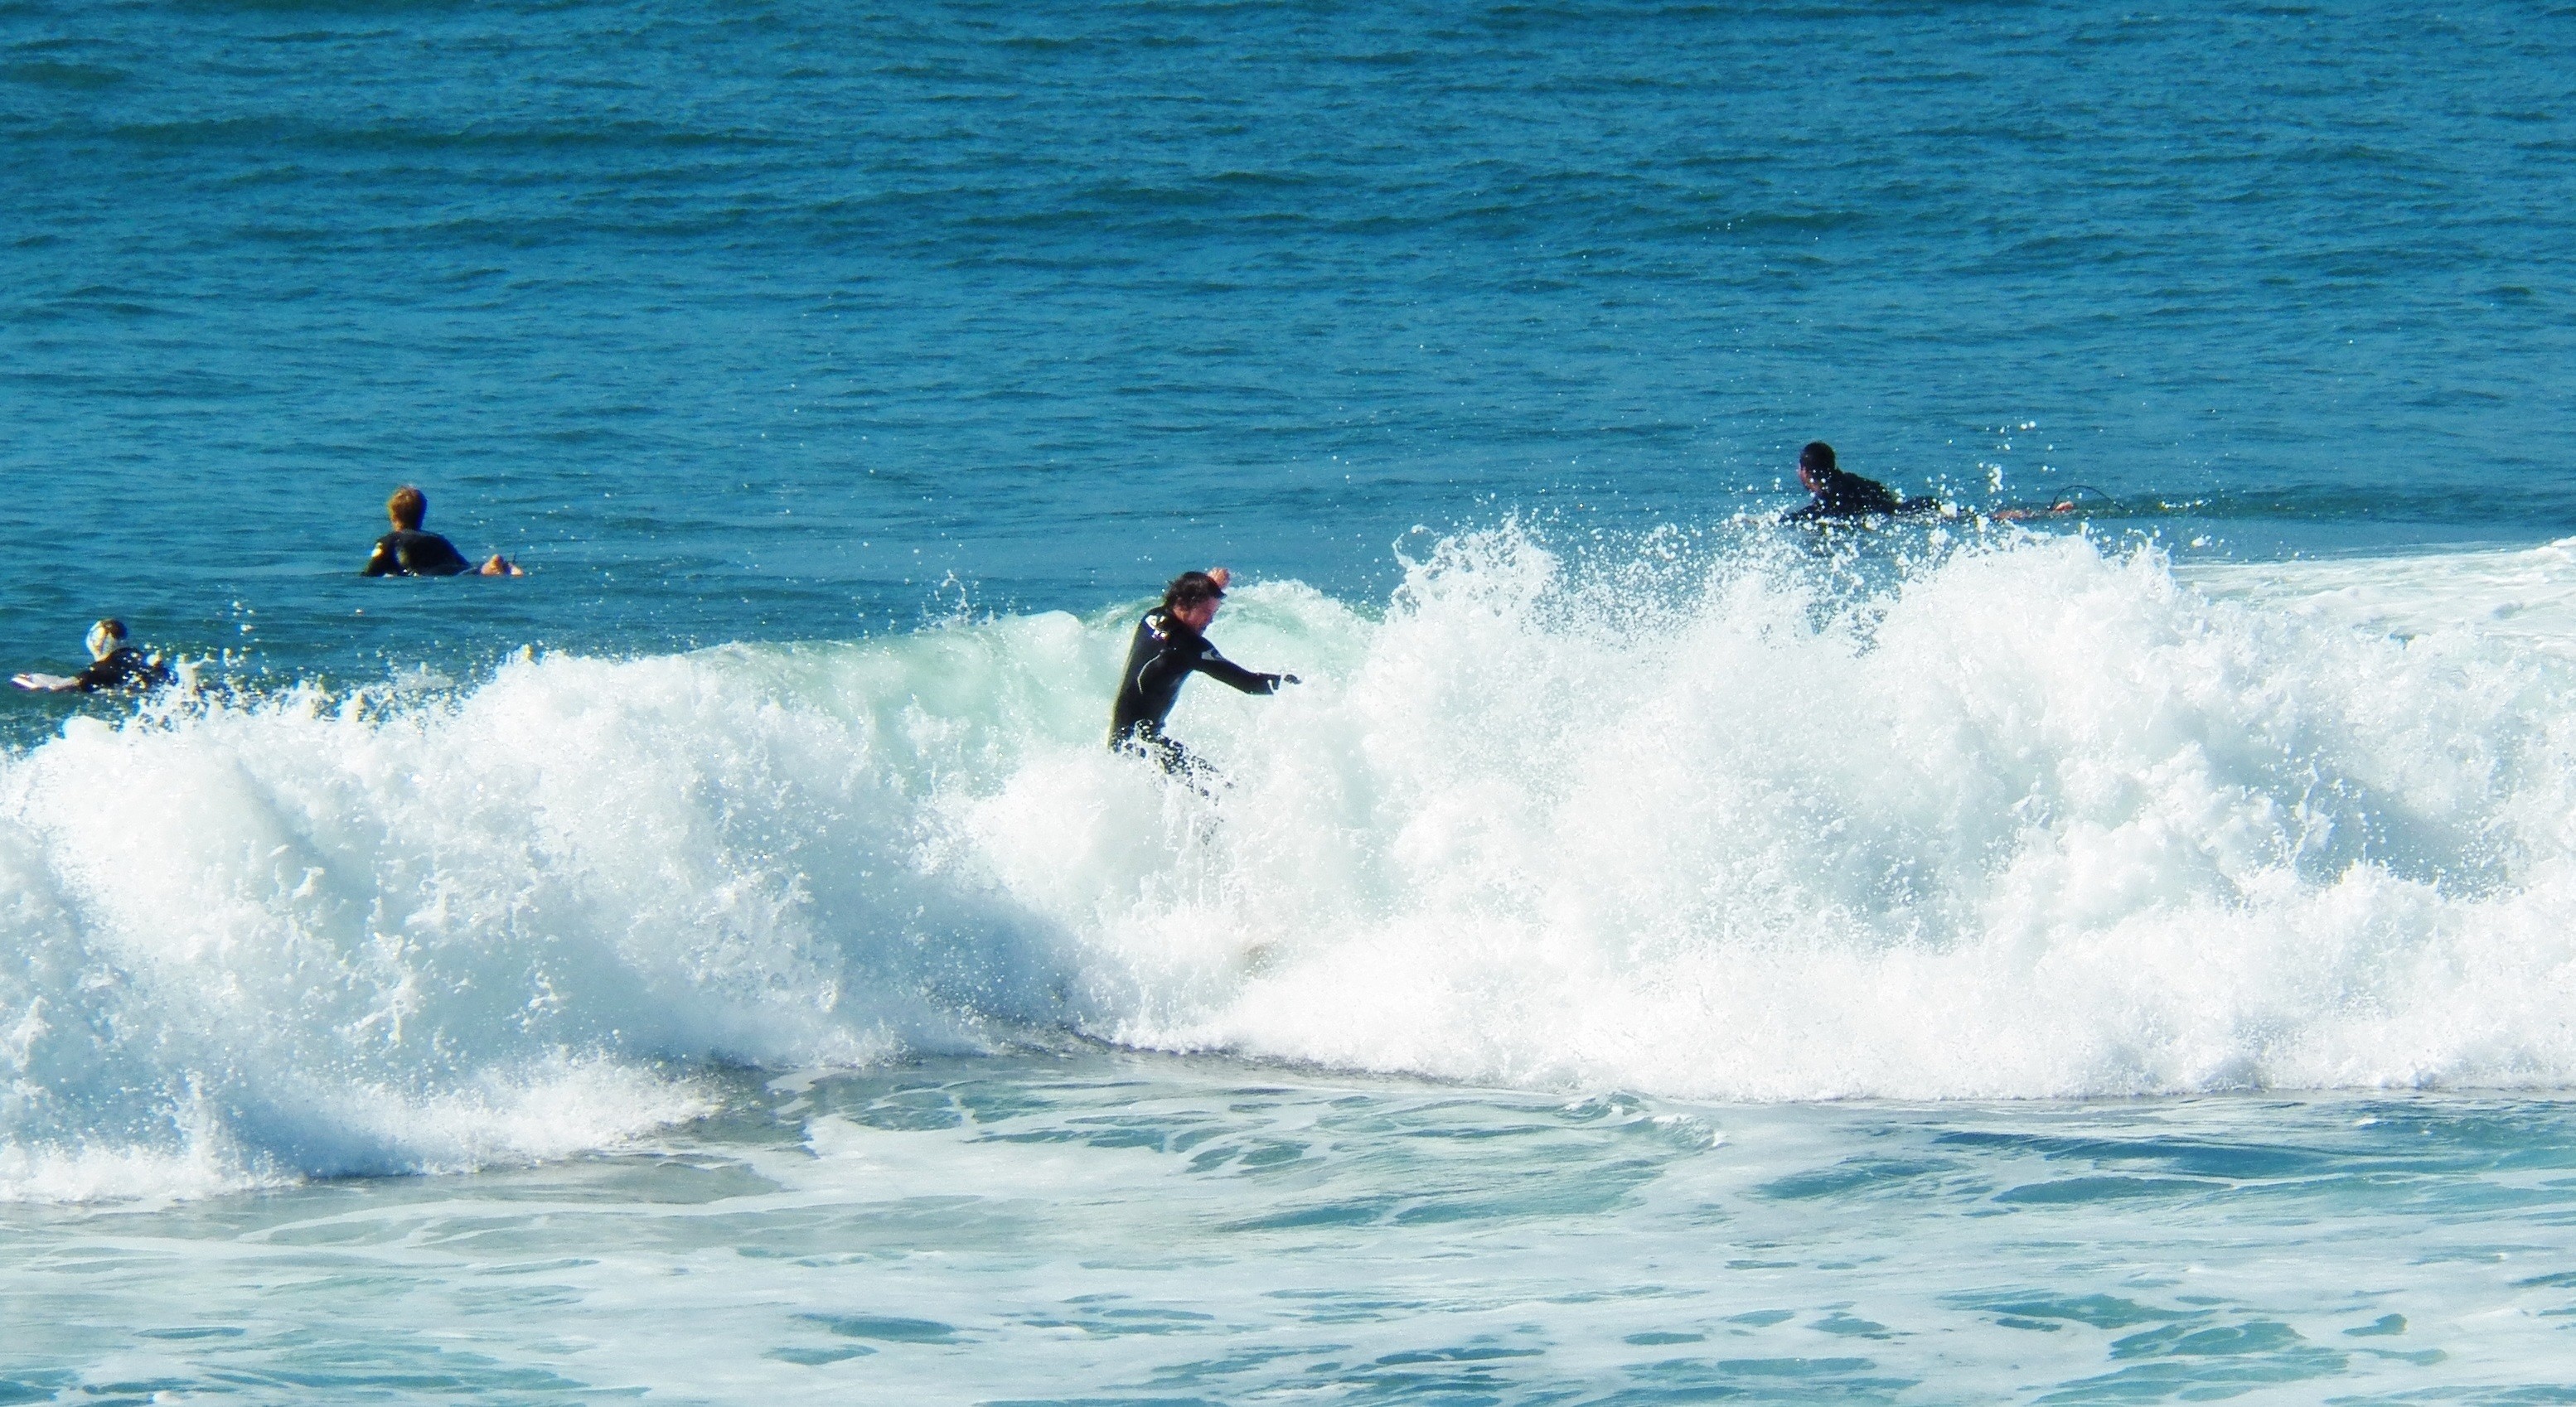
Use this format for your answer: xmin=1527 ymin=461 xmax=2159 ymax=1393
xmin=10 ymin=526 xmax=2576 ymax=1198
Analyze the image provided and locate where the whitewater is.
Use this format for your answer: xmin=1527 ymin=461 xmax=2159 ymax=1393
xmin=11 ymin=525 xmax=2576 ymax=1203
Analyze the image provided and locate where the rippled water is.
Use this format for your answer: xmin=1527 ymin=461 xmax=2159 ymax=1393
xmin=7 ymin=0 xmax=2576 ymax=689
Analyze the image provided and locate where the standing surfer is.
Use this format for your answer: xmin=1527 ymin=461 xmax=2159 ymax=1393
xmin=1110 ymin=568 xmax=1297 ymax=779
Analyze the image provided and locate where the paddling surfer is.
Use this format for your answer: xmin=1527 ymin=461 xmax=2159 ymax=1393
xmin=1781 ymin=442 xmax=1944 ymax=522
xmin=11 ymin=619 xmax=173 ymax=694
xmin=1110 ymin=568 xmax=1296 ymax=778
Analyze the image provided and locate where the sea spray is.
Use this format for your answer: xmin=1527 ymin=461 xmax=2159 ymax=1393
xmin=7 ymin=525 xmax=2576 ymax=1196
xmin=1161 ymin=529 xmax=2576 ymax=1095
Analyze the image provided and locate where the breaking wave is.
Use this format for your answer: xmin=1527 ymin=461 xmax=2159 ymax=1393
xmin=10 ymin=523 xmax=2576 ymax=1197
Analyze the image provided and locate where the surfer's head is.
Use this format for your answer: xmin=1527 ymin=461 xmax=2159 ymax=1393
xmin=1163 ymin=570 xmax=1227 ymax=631
xmin=85 ymin=619 xmax=128 ymax=662
xmin=1798 ymin=441 xmax=1837 ymax=491
xmin=387 ymin=486 xmax=428 ymax=530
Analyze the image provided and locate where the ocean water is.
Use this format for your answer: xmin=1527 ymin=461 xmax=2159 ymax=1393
xmin=7 ymin=0 xmax=2576 ymax=1400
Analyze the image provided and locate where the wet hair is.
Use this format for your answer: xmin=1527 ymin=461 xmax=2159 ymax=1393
xmin=86 ymin=619 xmax=128 ymax=661
xmin=1162 ymin=570 xmax=1226 ymax=614
xmin=1799 ymin=442 xmax=1838 ymax=474
xmin=387 ymin=486 xmax=428 ymax=529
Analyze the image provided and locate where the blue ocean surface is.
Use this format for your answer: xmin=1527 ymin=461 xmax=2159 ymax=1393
xmin=7 ymin=0 xmax=2576 ymax=1400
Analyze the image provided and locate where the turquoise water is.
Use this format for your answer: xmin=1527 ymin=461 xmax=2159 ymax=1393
xmin=11 ymin=1054 xmax=2576 ymax=1405
xmin=9 ymin=0 xmax=2576 ymax=1400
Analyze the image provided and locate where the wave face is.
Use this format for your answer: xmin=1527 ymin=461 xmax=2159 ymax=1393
xmin=9 ymin=527 xmax=2576 ymax=1196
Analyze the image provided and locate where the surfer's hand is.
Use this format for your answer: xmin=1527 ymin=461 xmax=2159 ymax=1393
xmin=1279 ymin=673 xmax=1300 ymax=686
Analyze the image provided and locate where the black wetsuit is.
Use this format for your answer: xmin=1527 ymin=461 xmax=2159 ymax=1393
xmin=364 ymin=529 xmax=474 ymax=577
xmin=72 ymin=647 xmax=172 ymax=694
xmin=1784 ymin=468 xmax=1940 ymax=522
xmin=1109 ymin=608 xmax=1283 ymax=775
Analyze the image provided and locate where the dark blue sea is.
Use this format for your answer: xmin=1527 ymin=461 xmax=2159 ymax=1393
xmin=7 ymin=2 xmax=2576 ymax=1401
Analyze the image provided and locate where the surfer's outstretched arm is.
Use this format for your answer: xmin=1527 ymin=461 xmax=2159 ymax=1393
xmin=1183 ymin=565 xmax=1297 ymax=693
xmin=1194 ymin=650 xmax=1291 ymax=695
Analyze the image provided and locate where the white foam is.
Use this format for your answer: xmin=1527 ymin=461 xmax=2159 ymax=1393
xmin=2181 ymin=534 xmax=2576 ymax=652
xmin=10 ymin=525 xmax=2576 ymax=1197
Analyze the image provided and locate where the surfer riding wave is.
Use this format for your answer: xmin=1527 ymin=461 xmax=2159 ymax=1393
xmin=1110 ymin=568 xmax=1296 ymax=781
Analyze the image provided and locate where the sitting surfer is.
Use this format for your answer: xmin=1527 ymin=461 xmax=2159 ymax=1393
xmin=363 ymin=486 xmax=523 ymax=577
xmin=1110 ymin=568 xmax=1297 ymax=778
xmin=1781 ymin=442 xmax=1944 ymax=522
xmin=11 ymin=619 xmax=174 ymax=694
